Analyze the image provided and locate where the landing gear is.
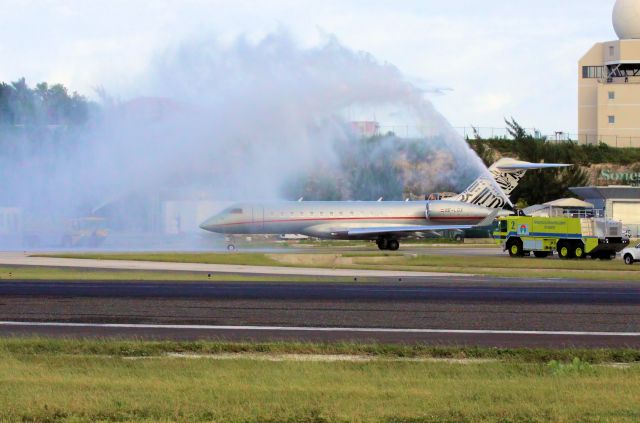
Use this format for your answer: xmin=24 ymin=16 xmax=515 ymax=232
xmin=377 ymin=238 xmax=400 ymax=251
xmin=387 ymin=239 xmax=400 ymax=251
xmin=227 ymin=244 xmax=237 ymax=252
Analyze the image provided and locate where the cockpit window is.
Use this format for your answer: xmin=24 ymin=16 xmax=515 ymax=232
xmin=230 ymin=208 xmax=243 ymax=215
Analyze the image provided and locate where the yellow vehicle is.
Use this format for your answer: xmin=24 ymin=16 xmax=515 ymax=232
xmin=493 ymin=211 xmax=629 ymax=260
xmin=61 ymin=217 xmax=109 ymax=248
xmin=23 ymin=216 xmax=108 ymax=248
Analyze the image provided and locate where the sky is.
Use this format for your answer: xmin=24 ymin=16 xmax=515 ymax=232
xmin=0 ymin=0 xmax=620 ymax=135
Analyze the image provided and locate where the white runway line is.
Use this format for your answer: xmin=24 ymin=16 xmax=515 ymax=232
xmin=0 ymin=321 xmax=639 ymax=337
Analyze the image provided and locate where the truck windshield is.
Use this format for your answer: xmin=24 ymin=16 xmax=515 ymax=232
xmin=499 ymin=221 xmax=507 ymax=232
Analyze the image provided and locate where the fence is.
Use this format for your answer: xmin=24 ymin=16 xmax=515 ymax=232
xmin=375 ymin=125 xmax=577 ymax=142
xmin=578 ymin=134 xmax=640 ymax=149
xmin=373 ymin=125 xmax=640 ymax=148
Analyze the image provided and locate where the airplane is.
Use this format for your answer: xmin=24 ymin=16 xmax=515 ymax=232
xmin=200 ymin=158 xmax=570 ymax=251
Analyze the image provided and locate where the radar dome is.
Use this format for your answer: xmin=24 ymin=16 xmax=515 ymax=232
xmin=613 ymin=0 xmax=640 ymax=39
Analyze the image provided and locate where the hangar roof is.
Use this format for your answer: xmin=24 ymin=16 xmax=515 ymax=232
xmin=570 ymin=186 xmax=640 ymax=200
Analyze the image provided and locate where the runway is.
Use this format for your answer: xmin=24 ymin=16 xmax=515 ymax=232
xmin=0 ymin=279 xmax=638 ymax=348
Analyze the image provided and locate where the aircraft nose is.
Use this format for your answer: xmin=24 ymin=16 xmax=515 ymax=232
xmin=199 ymin=215 xmax=222 ymax=232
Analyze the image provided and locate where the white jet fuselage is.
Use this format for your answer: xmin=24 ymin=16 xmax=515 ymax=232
xmin=200 ymin=200 xmax=491 ymax=240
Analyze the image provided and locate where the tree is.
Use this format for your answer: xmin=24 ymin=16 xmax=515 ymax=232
xmin=505 ymin=119 xmax=589 ymax=206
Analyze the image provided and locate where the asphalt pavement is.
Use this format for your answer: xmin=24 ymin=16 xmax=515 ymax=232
xmin=0 ymin=278 xmax=638 ymax=348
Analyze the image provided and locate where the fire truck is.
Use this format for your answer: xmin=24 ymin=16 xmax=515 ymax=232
xmin=493 ymin=208 xmax=629 ymax=260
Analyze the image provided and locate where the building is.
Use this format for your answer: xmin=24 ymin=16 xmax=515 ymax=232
xmin=350 ymin=121 xmax=380 ymax=138
xmin=570 ymin=186 xmax=640 ymax=237
xmin=578 ymin=0 xmax=640 ymax=147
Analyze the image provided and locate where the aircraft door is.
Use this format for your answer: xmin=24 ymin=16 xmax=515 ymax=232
xmin=252 ymin=206 xmax=264 ymax=233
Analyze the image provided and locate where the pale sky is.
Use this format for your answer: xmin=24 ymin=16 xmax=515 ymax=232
xmin=0 ymin=0 xmax=620 ymax=134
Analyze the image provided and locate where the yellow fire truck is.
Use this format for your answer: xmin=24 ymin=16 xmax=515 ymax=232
xmin=493 ymin=210 xmax=629 ymax=260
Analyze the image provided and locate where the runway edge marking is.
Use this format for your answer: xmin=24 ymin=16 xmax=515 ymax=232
xmin=0 ymin=322 xmax=639 ymax=337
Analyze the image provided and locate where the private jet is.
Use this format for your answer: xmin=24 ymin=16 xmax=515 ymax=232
xmin=200 ymin=158 xmax=569 ymax=250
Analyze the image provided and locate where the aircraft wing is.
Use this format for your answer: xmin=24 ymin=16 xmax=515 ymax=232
xmin=347 ymin=224 xmax=476 ymax=236
xmin=347 ymin=209 xmax=499 ymax=236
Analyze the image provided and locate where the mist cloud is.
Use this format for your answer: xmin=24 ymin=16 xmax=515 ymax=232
xmin=1 ymin=30 xmax=487 ymax=243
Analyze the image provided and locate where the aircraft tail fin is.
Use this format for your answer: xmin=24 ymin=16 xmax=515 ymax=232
xmin=450 ymin=158 xmax=571 ymax=209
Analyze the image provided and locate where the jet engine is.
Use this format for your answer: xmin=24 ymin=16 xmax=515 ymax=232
xmin=426 ymin=200 xmax=492 ymax=225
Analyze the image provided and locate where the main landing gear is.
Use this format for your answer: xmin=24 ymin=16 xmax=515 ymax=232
xmin=377 ymin=238 xmax=400 ymax=251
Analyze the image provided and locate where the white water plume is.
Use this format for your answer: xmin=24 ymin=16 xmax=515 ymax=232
xmin=0 ymin=30 xmax=487 ymax=246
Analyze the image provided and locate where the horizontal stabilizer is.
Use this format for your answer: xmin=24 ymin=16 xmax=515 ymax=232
xmin=494 ymin=162 xmax=572 ymax=170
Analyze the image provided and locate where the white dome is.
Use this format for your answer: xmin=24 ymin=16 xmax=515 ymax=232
xmin=613 ymin=0 xmax=640 ymax=39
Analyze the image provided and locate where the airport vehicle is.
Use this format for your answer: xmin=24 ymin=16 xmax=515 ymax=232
xmin=201 ymin=159 xmax=567 ymax=250
xmin=493 ymin=210 xmax=629 ymax=259
xmin=621 ymin=243 xmax=640 ymax=265
xmin=23 ymin=216 xmax=109 ymax=248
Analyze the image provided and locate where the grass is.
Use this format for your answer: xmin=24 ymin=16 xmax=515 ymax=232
xmin=0 ymin=339 xmax=639 ymax=422
xmin=36 ymin=251 xmax=640 ymax=282
xmin=35 ymin=252 xmax=281 ymax=266
xmin=0 ymin=266 xmax=357 ymax=283
xmin=346 ymin=254 xmax=640 ymax=281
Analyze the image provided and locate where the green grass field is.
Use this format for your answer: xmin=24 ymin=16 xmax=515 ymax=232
xmin=0 ymin=266 xmax=357 ymax=283
xmin=39 ymin=251 xmax=640 ymax=282
xmin=37 ymin=252 xmax=281 ymax=266
xmin=0 ymin=339 xmax=639 ymax=422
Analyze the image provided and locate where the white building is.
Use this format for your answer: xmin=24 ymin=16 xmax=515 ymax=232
xmin=570 ymin=186 xmax=640 ymax=237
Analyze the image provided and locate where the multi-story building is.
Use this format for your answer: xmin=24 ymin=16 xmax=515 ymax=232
xmin=579 ymin=0 xmax=640 ymax=147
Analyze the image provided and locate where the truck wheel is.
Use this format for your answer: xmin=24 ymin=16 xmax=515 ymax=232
xmin=454 ymin=234 xmax=464 ymax=242
xmin=507 ymin=239 xmax=524 ymax=257
xmin=377 ymin=239 xmax=389 ymax=250
xmin=574 ymin=243 xmax=586 ymax=259
xmin=533 ymin=251 xmax=549 ymax=258
xmin=557 ymin=242 xmax=572 ymax=260
xmin=624 ymin=254 xmax=634 ymax=265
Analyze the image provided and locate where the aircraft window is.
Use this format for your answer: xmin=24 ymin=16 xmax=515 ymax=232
xmin=339 ymin=211 xmax=343 ymax=216
xmin=330 ymin=212 xmax=334 ymax=216
xmin=310 ymin=211 xmax=314 ymax=215
xmin=300 ymin=211 xmax=304 ymax=216
xmin=230 ymin=208 xmax=243 ymax=214
xmin=350 ymin=211 xmax=354 ymax=215
xmin=320 ymin=212 xmax=324 ymax=216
